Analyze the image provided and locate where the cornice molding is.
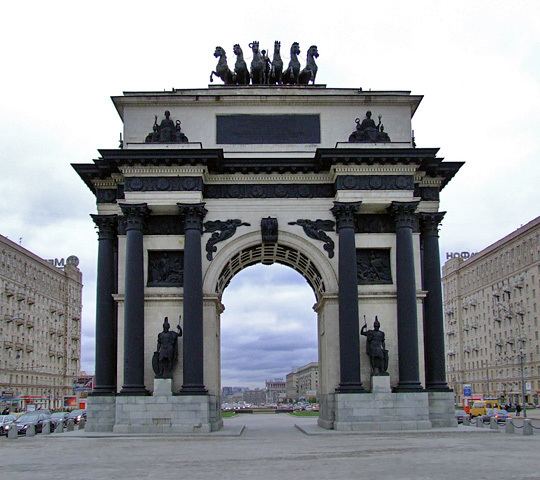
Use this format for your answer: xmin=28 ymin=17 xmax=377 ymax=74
xmin=331 ymin=164 xmax=418 ymax=180
xmin=119 ymin=165 xmax=207 ymax=177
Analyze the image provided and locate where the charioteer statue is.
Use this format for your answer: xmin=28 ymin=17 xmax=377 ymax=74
xmin=152 ymin=317 xmax=183 ymax=379
xmin=360 ymin=316 xmax=389 ymax=376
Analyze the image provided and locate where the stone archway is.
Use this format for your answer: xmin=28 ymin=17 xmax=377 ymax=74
xmin=201 ymin=231 xmax=340 ymax=425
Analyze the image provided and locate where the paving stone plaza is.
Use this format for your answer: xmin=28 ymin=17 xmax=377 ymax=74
xmin=2 ymin=414 xmax=540 ymax=480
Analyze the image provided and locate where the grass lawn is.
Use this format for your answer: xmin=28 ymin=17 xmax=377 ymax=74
xmin=290 ymin=411 xmax=320 ymax=417
xmin=221 ymin=411 xmax=237 ymax=418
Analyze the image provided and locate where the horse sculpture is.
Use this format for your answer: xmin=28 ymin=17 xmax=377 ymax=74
xmin=270 ymin=41 xmax=283 ymax=85
xmin=282 ymin=42 xmax=301 ymax=85
xmin=210 ymin=46 xmax=234 ymax=85
xmin=249 ymin=41 xmax=265 ymax=85
xmin=233 ymin=44 xmax=250 ymax=85
xmin=298 ymin=45 xmax=319 ymax=85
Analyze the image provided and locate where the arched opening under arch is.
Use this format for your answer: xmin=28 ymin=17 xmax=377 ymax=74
xmin=220 ymin=263 xmax=318 ymax=401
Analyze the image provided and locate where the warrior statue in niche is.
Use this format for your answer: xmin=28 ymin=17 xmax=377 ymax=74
xmin=152 ymin=317 xmax=183 ymax=379
xmin=360 ymin=316 xmax=389 ymax=376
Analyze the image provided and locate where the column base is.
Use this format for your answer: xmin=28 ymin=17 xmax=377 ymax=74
xmin=118 ymin=385 xmax=150 ymax=396
xmin=393 ymin=382 xmax=424 ymax=393
xmin=335 ymin=383 xmax=366 ymax=394
xmin=89 ymin=385 xmax=116 ymax=396
xmin=177 ymin=384 xmax=208 ymax=396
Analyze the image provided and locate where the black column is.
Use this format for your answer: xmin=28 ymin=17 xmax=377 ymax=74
xmin=331 ymin=202 xmax=365 ymax=393
xmin=420 ymin=212 xmax=451 ymax=391
xmin=388 ymin=201 xmax=423 ymax=392
xmin=90 ymin=214 xmax=117 ymax=395
xmin=119 ymin=203 xmax=150 ymax=395
xmin=178 ymin=203 xmax=208 ymax=395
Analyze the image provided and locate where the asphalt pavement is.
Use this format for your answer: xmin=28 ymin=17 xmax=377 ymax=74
xmin=2 ymin=413 xmax=540 ymax=480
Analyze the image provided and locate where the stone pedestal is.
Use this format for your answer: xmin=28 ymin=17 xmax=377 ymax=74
xmin=113 ymin=394 xmax=222 ymax=433
xmin=153 ymin=378 xmax=172 ymax=396
xmin=86 ymin=395 xmax=116 ymax=432
xmin=428 ymin=391 xmax=457 ymax=428
xmin=371 ymin=375 xmax=391 ymax=393
xmin=328 ymin=392 xmax=432 ymax=431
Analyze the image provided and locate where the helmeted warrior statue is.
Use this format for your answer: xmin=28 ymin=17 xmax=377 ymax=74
xmin=360 ymin=316 xmax=389 ymax=376
xmin=152 ymin=317 xmax=183 ymax=379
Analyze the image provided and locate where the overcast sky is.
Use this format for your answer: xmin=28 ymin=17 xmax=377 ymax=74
xmin=0 ymin=1 xmax=538 ymax=388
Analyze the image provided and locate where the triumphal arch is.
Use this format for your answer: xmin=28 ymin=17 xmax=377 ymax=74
xmin=74 ymin=47 xmax=462 ymax=432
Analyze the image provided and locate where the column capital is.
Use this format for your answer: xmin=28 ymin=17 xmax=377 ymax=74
xmin=119 ymin=203 xmax=150 ymax=231
xmin=90 ymin=214 xmax=117 ymax=240
xmin=330 ymin=201 xmax=362 ymax=230
xmin=419 ymin=211 xmax=446 ymax=236
xmin=178 ymin=203 xmax=208 ymax=231
xmin=387 ymin=201 xmax=419 ymax=229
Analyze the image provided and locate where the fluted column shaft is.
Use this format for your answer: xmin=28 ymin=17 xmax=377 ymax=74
xmin=119 ymin=203 xmax=150 ymax=395
xmin=388 ymin=201 xmax=423 ymax=392
xmin=420 ymin=212 xmax=451 ymax=391
xmin=90 ymin=214 xmax=117 ymax=395
xmin=178 ymin=203 xmax=208 ymax=395
xmin=331 ymin=202 xmax=365 ymax=393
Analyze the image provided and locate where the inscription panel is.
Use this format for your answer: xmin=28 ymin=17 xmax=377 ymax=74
xmin=216 ymin=114 xmax=321 ymax=144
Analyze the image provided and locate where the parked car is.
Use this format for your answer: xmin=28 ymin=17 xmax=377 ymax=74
xmin=51 ymin=412 xmax=70 ymax=428
xmin=455 ymin=409 xmax=469 ymax=424
xmin=0 ymin=415 xmax=17 ymax=435
xmin=67 ymin=409 xmax=86 ymax=424
xmin=14 ymin=413 xmax=56 ymax=434
xmin=481 ymin=408 xmax=511 ymax=424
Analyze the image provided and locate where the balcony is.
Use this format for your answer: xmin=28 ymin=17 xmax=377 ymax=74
xmin=14 ymin=317 xmax=24 ymax=326
xmin=48 ymin=347 xmax=56 ymax=357
xmin=71 ymin=334 xmax=80 ymax=341
xmin=14 ymin=342 xmax=24 ymax=351
xmin=464 ymin=346 xmax=471 ymax=353
xmin=25 ymin=344 xmax=34 ymax=353
xmin=72 ymin=315 xmax=80 ymax=322
xmin=49 ymin=306 xmax=58 ymax=314
xmin=25 ymin=318 xmax=34 ymax=329
xmin=3 ymin=340 xmax=13 ymax=349
xmin=3 ymin=314 xmax=14 ymax=323
xmin=16 ymin=293 xmax=25 ymax=302
xmin=27 ymin=295 xmax=35 ymax=305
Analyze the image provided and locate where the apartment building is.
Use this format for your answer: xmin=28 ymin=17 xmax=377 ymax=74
xmin=0 ymin=234 xmax=83 ymax=411
xmin=286 ymin=362 xmax=319 ymax=401
xmin=442 ymin=217 xmax=540 ymax=405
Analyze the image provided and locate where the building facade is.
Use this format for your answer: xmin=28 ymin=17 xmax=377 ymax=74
xmin=265 ymin=378 xmax=286 ymax=404
xmin=443 ymin=216 xmax=540 ymax=405
xmin=0 ymin=235 xmax=82 ymax=411
xmin=286 ymin=362 xmax=319 ymax=401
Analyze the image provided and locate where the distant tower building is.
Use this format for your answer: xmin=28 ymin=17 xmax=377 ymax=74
xmin=286 ymin=362 xmax=319 ymax=401
xmin=443 ymin=216 xmax=540 ymax=405
xmin=0 ymin=235 xmax=83 ymax=411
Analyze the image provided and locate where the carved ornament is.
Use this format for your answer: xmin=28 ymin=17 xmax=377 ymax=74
xmin=335 ymin=175 xmax=414 ymax=191
xmin=204 ymin=183 xmax=334 ymax=199
xmin=203 ymin=219 xmax=251 ymax=261
xmin=288 ymin=219 xmax=335 ymax=258
xmin=356 ymin=249 xmax=392 ymax=285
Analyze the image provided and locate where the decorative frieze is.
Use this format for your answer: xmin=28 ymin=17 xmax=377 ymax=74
xmin=96 ymin=187 xmax=124 ymax=204
xmin=204 ymin=183 xmax=334 ymax=199
xmin=288 ymin=219 xmax=335 ymax=258
xmin=335 ymin=175 xmax=414 ymax=191
xmin=124 ymin=177 xmax=203 ymax=192
xmin=147 ymin=251 xmax=184 ymax=287
xmin=356 ymin=249 xmax=392 ymax=285
xmin=118 ymin=215 xmax=184 ymax=236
